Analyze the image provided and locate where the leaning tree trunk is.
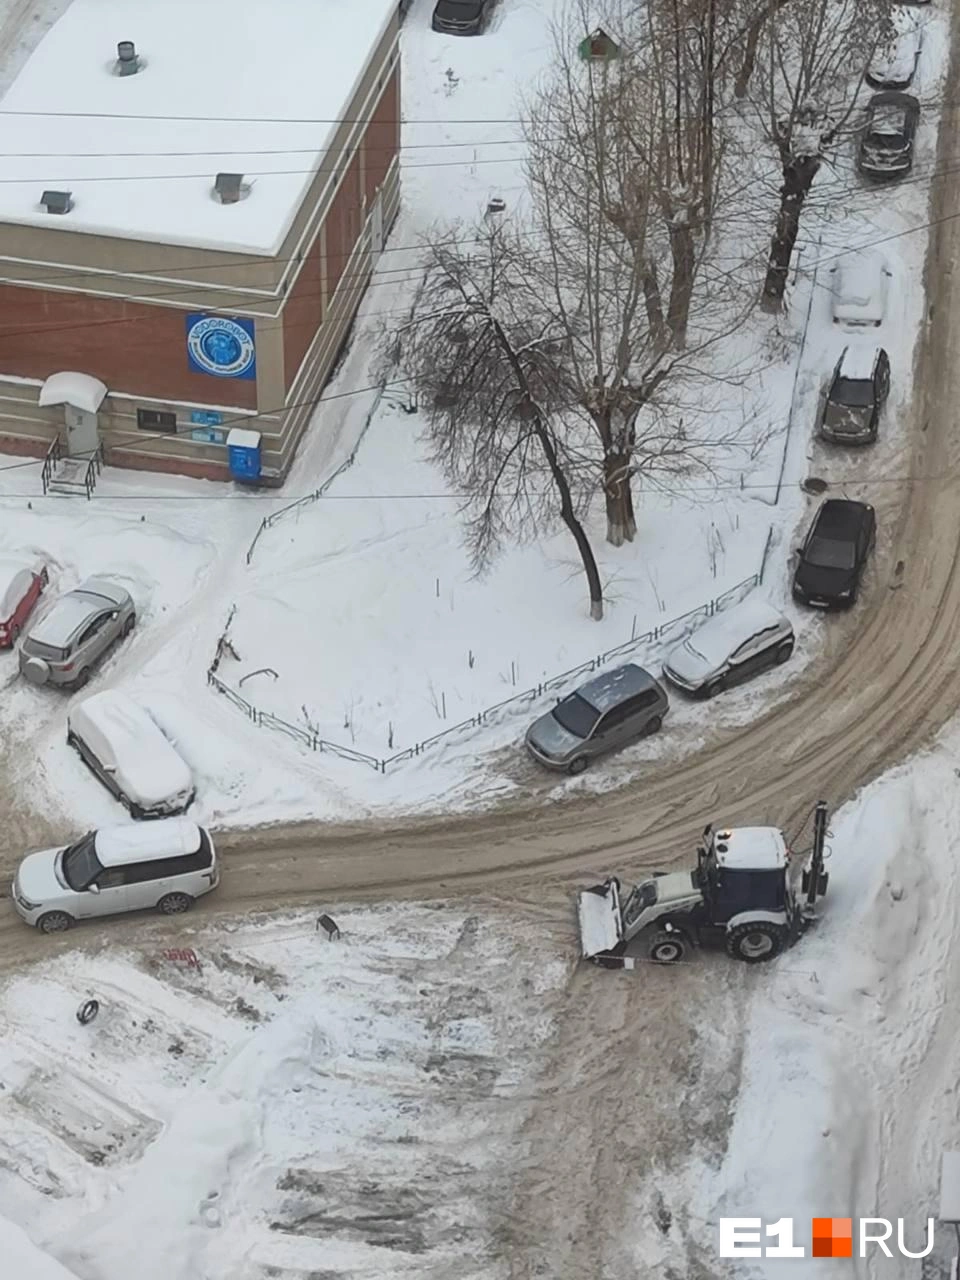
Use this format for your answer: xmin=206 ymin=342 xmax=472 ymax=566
xmin=761 ymin=151 xmax=821 ymax=311
xmin=491 ymin=316 xmax=604 ymax=619
xmin=667 ymin=219 xmax=697 ymax=348
xmin=734 ymin=8 xmax=767 ymax=98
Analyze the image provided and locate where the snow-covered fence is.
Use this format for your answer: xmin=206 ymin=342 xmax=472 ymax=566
xmin=206 ymin=534 xmax=773 ymax=774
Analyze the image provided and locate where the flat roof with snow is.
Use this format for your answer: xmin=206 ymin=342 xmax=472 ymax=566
xmin=0 ymin=0 xmax=397 ymax=256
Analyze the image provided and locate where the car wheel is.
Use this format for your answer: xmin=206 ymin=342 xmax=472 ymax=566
xmin=726 ymin=921 xmax=785 ymax=964
xmin=122 ymin=613 xmax=136 ymax=638
xmin=71 ymin=668 xmax=90 ymax=690
xmin=157 ymin=892 xmax=193 ymax=915
xmin=37 ymin=911 xmax=73 ymax=934
xmin=648 ymin=931 xmax=687 ymax=964
xmin=705 ymin=678 xmax=725 ymax=699
xmin=567 ymin=755 xmax=589 ymax=776
xmin=128 ymin=801 xmax=145 ymax=821
xmin=775 ymin=641 xmax=794 ymax=665
xmin=644 ymin=714 xmax=663 ymax=736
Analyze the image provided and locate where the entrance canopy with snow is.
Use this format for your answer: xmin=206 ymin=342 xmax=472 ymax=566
xmin=38 ymin=372 xmax=107 ymax=414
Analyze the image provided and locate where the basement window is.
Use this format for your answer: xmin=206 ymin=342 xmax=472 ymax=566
xmin=137 ymin=408 xmax=177 ymax=432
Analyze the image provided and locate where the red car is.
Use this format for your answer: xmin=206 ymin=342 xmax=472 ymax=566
xmin=0 ymin=558 xmax=48 ymax=648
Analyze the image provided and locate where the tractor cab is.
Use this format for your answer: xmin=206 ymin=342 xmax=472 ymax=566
xmin=696 ymin=825 xmax=795 ymax=924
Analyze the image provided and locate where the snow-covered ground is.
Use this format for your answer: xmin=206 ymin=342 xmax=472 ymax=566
xmin=0 ymin=903 xmax=568 ymax=1279
xmin=0 ymin=0 xmax=948 ymax=832
xmin=6 ymin=722 xmax=960 ymax=1279
xmin=706 ymin=724 xmax=960 ymax=1276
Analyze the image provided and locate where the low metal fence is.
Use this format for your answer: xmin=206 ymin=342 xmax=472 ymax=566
xmin=206 ymin=540 xmax=772 ymax=774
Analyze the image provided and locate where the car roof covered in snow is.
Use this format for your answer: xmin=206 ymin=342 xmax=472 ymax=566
xmin=69 ymin=690 xmax=193 ymax=807
xmin=834 ymin=251 xmax=889 ymax=303
xmin=671 ymin=597 xmax=790 ymax=668
xmin=712 ymin=826 xmax=787 ymax=871
xmin=94 ymin=817 xmax=202 ymax=866
xmin=0 ymin=556 xmax=41 ymax=618
xmin=577 ymin=663 xmax=660 ymax=713
xmin=837 ymin=344 xmax=883 ymax=380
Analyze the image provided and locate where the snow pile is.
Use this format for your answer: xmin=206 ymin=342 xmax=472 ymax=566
xmin=707 ymin=731 xmax=960 ymax=1268
xmin=0 ymin=1214 xmax=81 ymax=1280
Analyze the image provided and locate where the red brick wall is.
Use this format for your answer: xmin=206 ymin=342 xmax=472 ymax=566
xmin=0 ymin=282 xmax=258 ymax=408
xmin=364 ymin=69 xmax=400 ymax=206
xmin=282 ymin=231 xmax=324 ymax=391
xmin=324 ymin=153 xmax=363 ymax=300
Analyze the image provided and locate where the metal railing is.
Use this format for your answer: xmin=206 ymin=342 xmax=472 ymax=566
xmin=40 ymin=438 xmax=104 ymax=499
xmin=40 ymin=436 xmax=62 ymax=495
xmin=207 ymin=535 xmax=773 ymax=774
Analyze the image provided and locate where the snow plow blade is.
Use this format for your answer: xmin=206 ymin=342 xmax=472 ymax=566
xmin=577 ymin=877 xmax=624 ymax=959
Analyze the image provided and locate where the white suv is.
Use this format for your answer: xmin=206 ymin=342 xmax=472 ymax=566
xmin=11 ymin=818 xmax=218 ymax=933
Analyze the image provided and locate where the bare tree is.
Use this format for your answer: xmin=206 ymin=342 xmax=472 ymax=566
xmin=522 ymin=3 xmax=752 ymax=545
xmin=391 ymin=224 xmax=606 ymax=620
xmin=755 ymin=0 xmax=892 ymax=309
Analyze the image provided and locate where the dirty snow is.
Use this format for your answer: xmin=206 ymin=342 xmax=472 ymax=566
xmin=0 ymin=905 xmax=567 ymax=1279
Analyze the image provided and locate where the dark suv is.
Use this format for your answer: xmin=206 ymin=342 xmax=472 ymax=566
xmin=792 ymin=499 xmax=876 ymax=609
xmin=819 ymin=346 xmax=890 ymax=445
xmin=432 ymin=0 xmax=490 ymax=34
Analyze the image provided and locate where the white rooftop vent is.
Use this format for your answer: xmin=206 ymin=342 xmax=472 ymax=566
xmin=116 ymin=41 xmax=140 ymax=75
xmin=40 ymin=190 xmax=73 ymax=215
xmin=214 ymin=173 xmax=245 ymax=205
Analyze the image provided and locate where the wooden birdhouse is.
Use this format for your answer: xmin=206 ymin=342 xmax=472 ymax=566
xmin=578 ymin=27 xmax=620 ymax=62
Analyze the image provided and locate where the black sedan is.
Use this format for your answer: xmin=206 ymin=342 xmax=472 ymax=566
xmin=432 ymin=0 xmax=491 ymax=33
xmin=792 ymin=499 xmax=876 ymax=610
xmin=858 ymin=91 xmax=919 ymax=180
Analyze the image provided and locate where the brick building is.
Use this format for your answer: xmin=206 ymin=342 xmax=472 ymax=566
xmin=0 ymin=0 xmax=401 ymax=482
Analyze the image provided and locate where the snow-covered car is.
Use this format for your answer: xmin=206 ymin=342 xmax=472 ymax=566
xmin=819 ymin=345 xmax=890 ymax=444
xmin=0 ymin=556 xmax=47 ymax=648
xmin=19 ymin=577 xmax=135 ymax=689
xmin=829 ymin=252 xmax=892 ymax=328
xmin=68 ymin=690 xmax=195 ymax=818
xmin=858 ymin=91 xmax=919 ymax=179
xmin=867 ymin=14 xmax=922 ymax=89
xmin=662 ymin=597 xmax=794 ymax=699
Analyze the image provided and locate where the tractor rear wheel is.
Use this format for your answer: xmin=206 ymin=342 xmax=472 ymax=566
xmin=726 ymin=921 xmax=785 ymax=963
xmin=648 ymin=931 xmax=687 ymax=964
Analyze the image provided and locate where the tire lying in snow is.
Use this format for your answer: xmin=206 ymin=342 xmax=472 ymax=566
xmin=725 ymin=921 xmax=786 ymax=963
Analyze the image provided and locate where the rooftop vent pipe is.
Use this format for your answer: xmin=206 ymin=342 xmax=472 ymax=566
xmin=40 ymin=190 xmax=73 ymax=215
xmin=116 ymin=41 xmax=140 ymax=75
xmin=214 ymin=173 xmax=244 ymax=205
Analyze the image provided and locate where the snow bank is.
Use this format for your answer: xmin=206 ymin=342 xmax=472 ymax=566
xmin=0 ymin=1214 xmax=80 ymax=1280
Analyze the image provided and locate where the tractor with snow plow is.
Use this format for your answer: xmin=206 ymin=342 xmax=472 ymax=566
xmin=577 ymin=802 xmax=830 ymax=969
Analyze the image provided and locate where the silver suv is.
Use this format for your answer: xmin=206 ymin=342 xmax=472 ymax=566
xmin=525 ymin=663 xmax=669 ymax=774
xmin=19 ymin=578 xmax=135 ymax=690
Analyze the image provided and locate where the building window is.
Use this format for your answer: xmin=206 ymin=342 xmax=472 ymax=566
xmin=137 ymin=408 xmax=177 ymax=433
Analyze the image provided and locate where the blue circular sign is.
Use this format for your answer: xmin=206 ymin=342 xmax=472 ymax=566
xmin=187 ymin=316 xmax=255 ymax=378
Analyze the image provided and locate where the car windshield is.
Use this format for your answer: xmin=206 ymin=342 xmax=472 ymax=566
xmin=830 ymin=377 xmax=874 ymax=407
xmin=553 ymin=692 xmax=601 ymax=739
xmin=61 ymin=832 xmax=104 ymax=890
xmin=805 ymin=535 xmax=857 ymax=570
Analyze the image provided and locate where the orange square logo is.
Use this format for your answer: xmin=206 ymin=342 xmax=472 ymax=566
xmin=812 ymin=1218 xmax=853 ymax=1258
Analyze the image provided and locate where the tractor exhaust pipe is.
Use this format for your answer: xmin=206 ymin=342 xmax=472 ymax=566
xmin=801 ymin=800 xmax=829 ymax=920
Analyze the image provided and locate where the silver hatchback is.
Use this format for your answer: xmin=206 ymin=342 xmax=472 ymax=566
xmin=525 ymin=663 xmax=669 ymax=775
xmin=19 ymin=578 xmax=136 ymax=690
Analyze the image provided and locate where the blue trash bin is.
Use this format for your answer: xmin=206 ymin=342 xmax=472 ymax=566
xmin=227 ymin=428 xmax=262 ymax=481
